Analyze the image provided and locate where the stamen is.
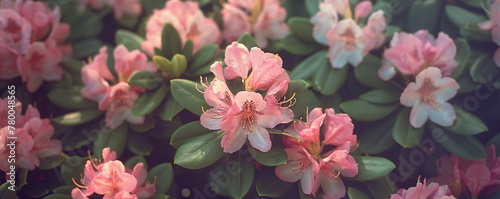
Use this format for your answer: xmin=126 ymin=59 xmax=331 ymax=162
xmin=424 ymin=96 xmax=441 ymax=111
xmin=88 ymin=150 xmax=99 ymax=169
xmin=306 ymin=107 xmax=309 ymax=126
xmin=73 ymin=178 xmax=87 ymax=189
xmin=201 ymin=106 xmax=218 ymax=118
xmin=275 ymin=93 xmax=296 ymax=105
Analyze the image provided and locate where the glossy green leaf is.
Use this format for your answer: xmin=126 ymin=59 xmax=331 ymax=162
xmin=39 ymin=155 xmax=65 ymax=170
xmin=313 ymin=61 xmax=348 ymax=96
xmin=47 ymin=87 xmax=97 ymax=109
xmin=247 ymin=143 xmax=287 ymax=166
xmin=161 ymin=23 xmax=182 ymax=58
xmin=67 ymin=12 xmax=102 ymax=41
xmin=348 ymin=187 xmax=370 ymax=199
xmin=228 ymin=152 xmax=254 ymax=199
xmin=0 ymin=182 xmax=16 ymax=198
xmin=354 ymin=55 xmax=399 ymax=90
xmin=53 ymin=109 xmax=103 ymax=126
xmin=372 ymin=1 xmax=393 ymax=24
xmin=128 ymin=132 xmax=154 ymax=155
xmin=150 ymin=194 xmax=170 ymax=199
xmin=445 ymin=5 xmax=486 ymax=27
xmin=407 ymin=0 xmax=443 ymax=33
xmin=125 ymin=155 xmax=148 ymax=171
xmin=305 ymin=0 xmax=319 ymax=16
xmin=451 ymin=38 xmax=471 ymax=79
xmin=487 ymin=133 xmax=500 ymax=155
xmin=72 ymin=38 xmax=103 ymax=59
xmin=174 ymin=130 xmax=225 ymax=169
xmin=282 ymin=34 xmax=319 ymax=55
xmin=115 ymin=30 xmax=145 ymax=51
xmin=256 ymin=171 xmax=293 ymax=197
xmin=348 ymin=156 xmax=395 ymax=181
xmin=170 ymin=79 xmax=210 ymax=116
xmin=148 ymin=117 xmax=182 ymax=139
xmin=129 ymin=118 xmax=156 ymax=132
xmin=188 ymin=44 xmax=218 ymax=73
xmin=460 ymin=23 xmax=492 ymax=42
xmin=359 ymin=116 xmax=396 ymax=154
xmin=457 ymin=69 xmax=480 ymax=94
xmin=360 ymin=89 xmax=400 ymax=104
xmin=183 ymin=39 xmax=194 ymax=61
xmin=53 ymin=185 xmax=75 ymax=195
xmin=470 ymin=53 xmax=499 ymax=84
xmin=340 ymin=99 xmax=399 ymax=122
xmin=171 ymin=54 xmax=188 ymax=78
xmin=128 ymin=70 xmax=164 ymax=90
xmin=159 ymin=93 xmax=184 ymax=121
xmin=44 ymin=70 xmax=73 ymax=90
xmin=153 ymin=55 xmax=173 ymax=74
xmin=392 ymin=108 xmax=424 ymax=148
xmin=60 ymin=156 xmax=86 ymax=185
xmin=285 ymin=79 xmax=310 ymax=118
xmin=430 ymin=123 xmax=487 ymax=159
xmin=289 ymin=50 xmax=327 ymax=80
xmin=132 ymin=84 xmax=168 ymax=117
xmin=93 ymin=124 xmax=128 ymax=159
xmin=148 ymin=163 xmax=174 ymax=194
xmin=444 ymin=106 xmax=488 ymax=135
xmin=268 ymin=129 xmax=303 ymax=142
xmin=237 ymin=33 xmax=258 ymax=50
xmin=365 ymin=176 xmax=398 ymax=199
xmin=288 ymin=17 xmax=315 ymax=42
xmin=170 ymin=121 xmax=212 ymax=148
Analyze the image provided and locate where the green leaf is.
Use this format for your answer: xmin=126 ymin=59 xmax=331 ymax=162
xmin=285 ymin=79 xmax=310 ymax=118
xmin=43 ymin=194 xmax=73 ymax=199
xmin=282 ymin=34 xmax=319 ymax=56
xmin=247 ymin=143 xmax=287 ymax=166
xmin=129 ymin=118 xmax=156 ymax=132
xmin=451 ymin=38 xmax=471 ymax=79
xmin=117 ymin=15 xmax=139 ymax=28
xmin=228 ymin=152 xmax=254 ymax=199
xmin=115 ymin=30 xmax=145 ymax=51
xmin=174 ymin=130 xmax=226 ymax=169
xmin=53 ymin=109 xmax=103 ymax=126
xmin=72 ymin=38 xmax=103 ymax=59
xmin=188 ymin=44 xmax=218 ymax=73
xmin=150 ymin=194 xmax=170 ymax=199
xmin=44 ymin=69 xmax=73 ymax=90
xmin=93 ymin=124 xmax=128 ymax=159
xmin=183 ymin=39 xmax=194 ymax=61
xmin=159 ymin=93 xmax=184 ymax=121
xmin=470 ymin=53 xmax=499 ymax=84
xmin=288 ymin=17 xmax=315 ymax=42
xmin=305 ymin=0 xmax=319 ymax=16
xmin=53 ymin=185 xmax=75 ymax=195
xmin=125 ymin=155 xmax=148 ymax=171
xmin=47 ymin=87 xmax=97 ymax=109
xmin=360 ymin=89 xmax=400 ymax=104
xmin=488 ymin=133 xmax=500 ymax=156
xmin=289 ymin=50 xmax=327 ymax=80
xmin=170 ymin=121 xmax=212 ymax=148
xmin=237 ymin=33 xmax=258 ymax=50
xmin=148 ymin=117 xmax=182 ymax=139
xmin=161 ymin=23 xmax=182 ymax=59
xmin=268 ymin=129 xmax=303 ymax=142
xmin=348 ymin=187 xmax=371 ymax=199
xmin=171 ymin=54 xmax=188 ymax=78
xmin=148 ymin=163 xmax=174 ymax=194
xmin=60 ymin=156 xmax=87 ymax=185
xmin=348 ymin=156 xmax=395 ymax=181
xmin=256 ymin=171 xmax=293 ymax=197
xmin=354 ymin=55 xmax=399 ymax=90
xmin=66 ymin=12 xmax=102 ymax=41
xmin=132 ymin=84 xmax=168 ymax=117
xmin=445 ymin=5 xmax=486 ymax=27
xmin=170 ymin=79 xmax=210 ymax=116
xmin=460 ymin=23 xmax=492 ymax=42
xmin=60 ymin=122 xmax=100 ymax=151
xmin=457 ymin=69 xmax=480 ymax=94
xmin=128 ymin=132 xmax=154 ymax=155
xmin=407 ymin=0 xmax=443 ymax=33
xmin=128 ymin=70 xmax=164 ymax=90
xmin=340 ymin=99 xmax=399 ymax=122
xmin=365 ymin=176 xmax=398 ymax=199
xmin=392 ymin=108 xmax=424 ymax=148
xmin=39 ymin=155 xmax=65 ymax=170
xmin=444 ymin=106 xmax=488 ymax=135
xmin=359 ymin=116 xmax=396 ymax=154
xmin=153 ymin=55 xmax=173 ymax=73
xmin=430 ymin=123 xmax=487 ymax=159
xmin=313 ymin=61 xmax=348 ymax=96
xmin=0 ymin=182 xmax=16 ymax=198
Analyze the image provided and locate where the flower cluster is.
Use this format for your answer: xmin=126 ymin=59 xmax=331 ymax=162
xmin=0 ymin=99 xmax=62 ymax=172
xmin=142 ymin=0 xmax=221 ymax=56
xmin=81 ymin=45 xmax=156 ymax=129
xmin=71 ymin=148 xmax=155 ymax=199
xmin=479 ymin=0 xmax=500 ymax=67
xmin=200 ymin=42 xmax=293 ymax=153
xmin=75 ymin=0 xmax=142 ymax=20
xmin=0 ymin=0 xmax=71 ymax=93
xmin=311 ymin=0 xmax=386 ymax=68
xmin=430 ymin=145 xmax=500 ymax=198
xmin=221 ymin=0 xmax=289 ymax=48
xmin=391 ymin=178 xmax=456 ymax=199
xmin=275 ymin=108 xmax=358 ymax=199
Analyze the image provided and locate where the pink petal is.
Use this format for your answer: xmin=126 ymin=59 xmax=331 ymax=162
xmin=224 ymin=42 xmax=251 ymax=79
xmin=409 ymin=103 xmax=429 ymax=128
xmin=323 ymin=109 xmax=356 ymax=146
xmin=247 ymin=125 xmax=272 ymax=152
xmin=71 ymin=188 xmax=90 ymax=199
xmin=320 ymin=175 xmax=346 ymax=199
xmin=221 ymin=125 xmax=248 ymax=153
xmin=428 ymin=102 xmax=455 ymax=127
xmin=354 ymin=1 xmax=373 ymax=19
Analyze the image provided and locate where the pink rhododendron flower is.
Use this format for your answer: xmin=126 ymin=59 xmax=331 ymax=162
xmin=391 ymin=178 xmax=456 ymax=199
xmin=17 ymin=41 xmax=63 ymax=93
xmin=479 ymin=0 xmax=500 ymax=67
xmin=0 ymin=98 xmax=23 ymax=128
xmin=431 ymin=145 xmax=500 ymax=198
xmin=142 ymin=0 xmax=221 ymax=56
xmin=0 ymin=127 xmax=35 ymax=171
xmin=81 ymin=45 xmax=155 ymax=129
xmin=400 ymin=67 xmax=459 ymax=128
xmin=17 ymin=0 xmax=54 ymax=41
xmin=311 ymin=1 xmax=386 ymax=68
xmin=0 ymin=45 xmax=19 ymax=80
xmin=222 ymin=0 xmax=289 ymax=48
xmin=0 ymin=9 xmax=31 ymax=54
xmin=92 ymin=160 xmax=138 ymax=197
xmin=276 ymin=108 xmax=358 ymax=198
xmin=21 ymin=114 xmax=62 ymax=167
xmin=378 ymin=30 xmax=459 ymax=81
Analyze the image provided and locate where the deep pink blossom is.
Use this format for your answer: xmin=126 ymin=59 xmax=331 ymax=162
xmin=92 ymin=160 xmax=138 ymax=197
xmin=0 ymin=9 xmax=31 ymax=55
xmin=142 ymin=0 xmax=221 ymax=56
xmin=112 ymin=0 xmax=141 ymax=20
xmin=17 ymin=0 xmax=55 ymax=41
xmin=0 ymin=98 xmax=23 ymax=128
xmin=98 ymin=82 xmax=144 ymax=130
xmin=391 ymin=178 xmax=456 ymax=199
xmin=0 ymin=127 xmax=35 ymax=172
xmin=400 ymin=67 xmax=459 ymax=128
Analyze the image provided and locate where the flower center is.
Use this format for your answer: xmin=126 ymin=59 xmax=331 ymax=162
xmin=420 ymin=78 xmax=441 ymax=110
xmin=240 ymin=100 xmax=258 ymax=132
xmin=305 ymin=141 xmax=324 ymax=162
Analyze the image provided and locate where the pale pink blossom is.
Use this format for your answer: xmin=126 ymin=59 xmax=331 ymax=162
xmin=131 ymin=163 xmax=156 ymax=198
xmin=0 ymin=9 xmax=32 ymax=54
xmin=142 ymin=0 xmax=221 ymax=56
xmin=326 ymin=19 xmax=365 ymax=68
xmin=354 ymin=1 xmax=372 ymax=19
xmin=310 ymin=3 xmax=338 ymax=45
xmin=21 ymin=114 xmax=62 ymax=167
xmin=400 ymin=67 xmax=459 ymax=128
xmin=92 ymin=160 xmax=138 ymax=197
xmin=80 ymin=46 xmax=112 ymax=102
xmin=323 ymin=0 xmax=349 ymax=16
xmin=17 ymin=41 xmax=63 ymax=93
xmin=115 ymin=192 xmax=139 ymax=199
xmin=391 ymin=179 xmax=456 ymax=199
xmin=17 ymin=0 xmax=54 ymax=41
xmin=276 ymin=108 xmax=358 ymax=198
xmin=71 ymin=188 xmax=89 ymax=199
xmin=379 ymin=30 xmax=459 ymax=81
xmin=113 ymin=45 xmax=150 ymax=82
xmin=0 ymin=127 xmax=35 ymax=172
xmin=222 ymin=0 xmax=289 ymax=48
xmin=112 ymin=0 xmax=141 ymax=20
xmin=98 ymin=82 xmax=144 ymax=130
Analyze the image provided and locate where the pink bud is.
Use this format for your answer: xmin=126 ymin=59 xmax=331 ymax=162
xmin=354 ymin=1 xmax=372 ymax=19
